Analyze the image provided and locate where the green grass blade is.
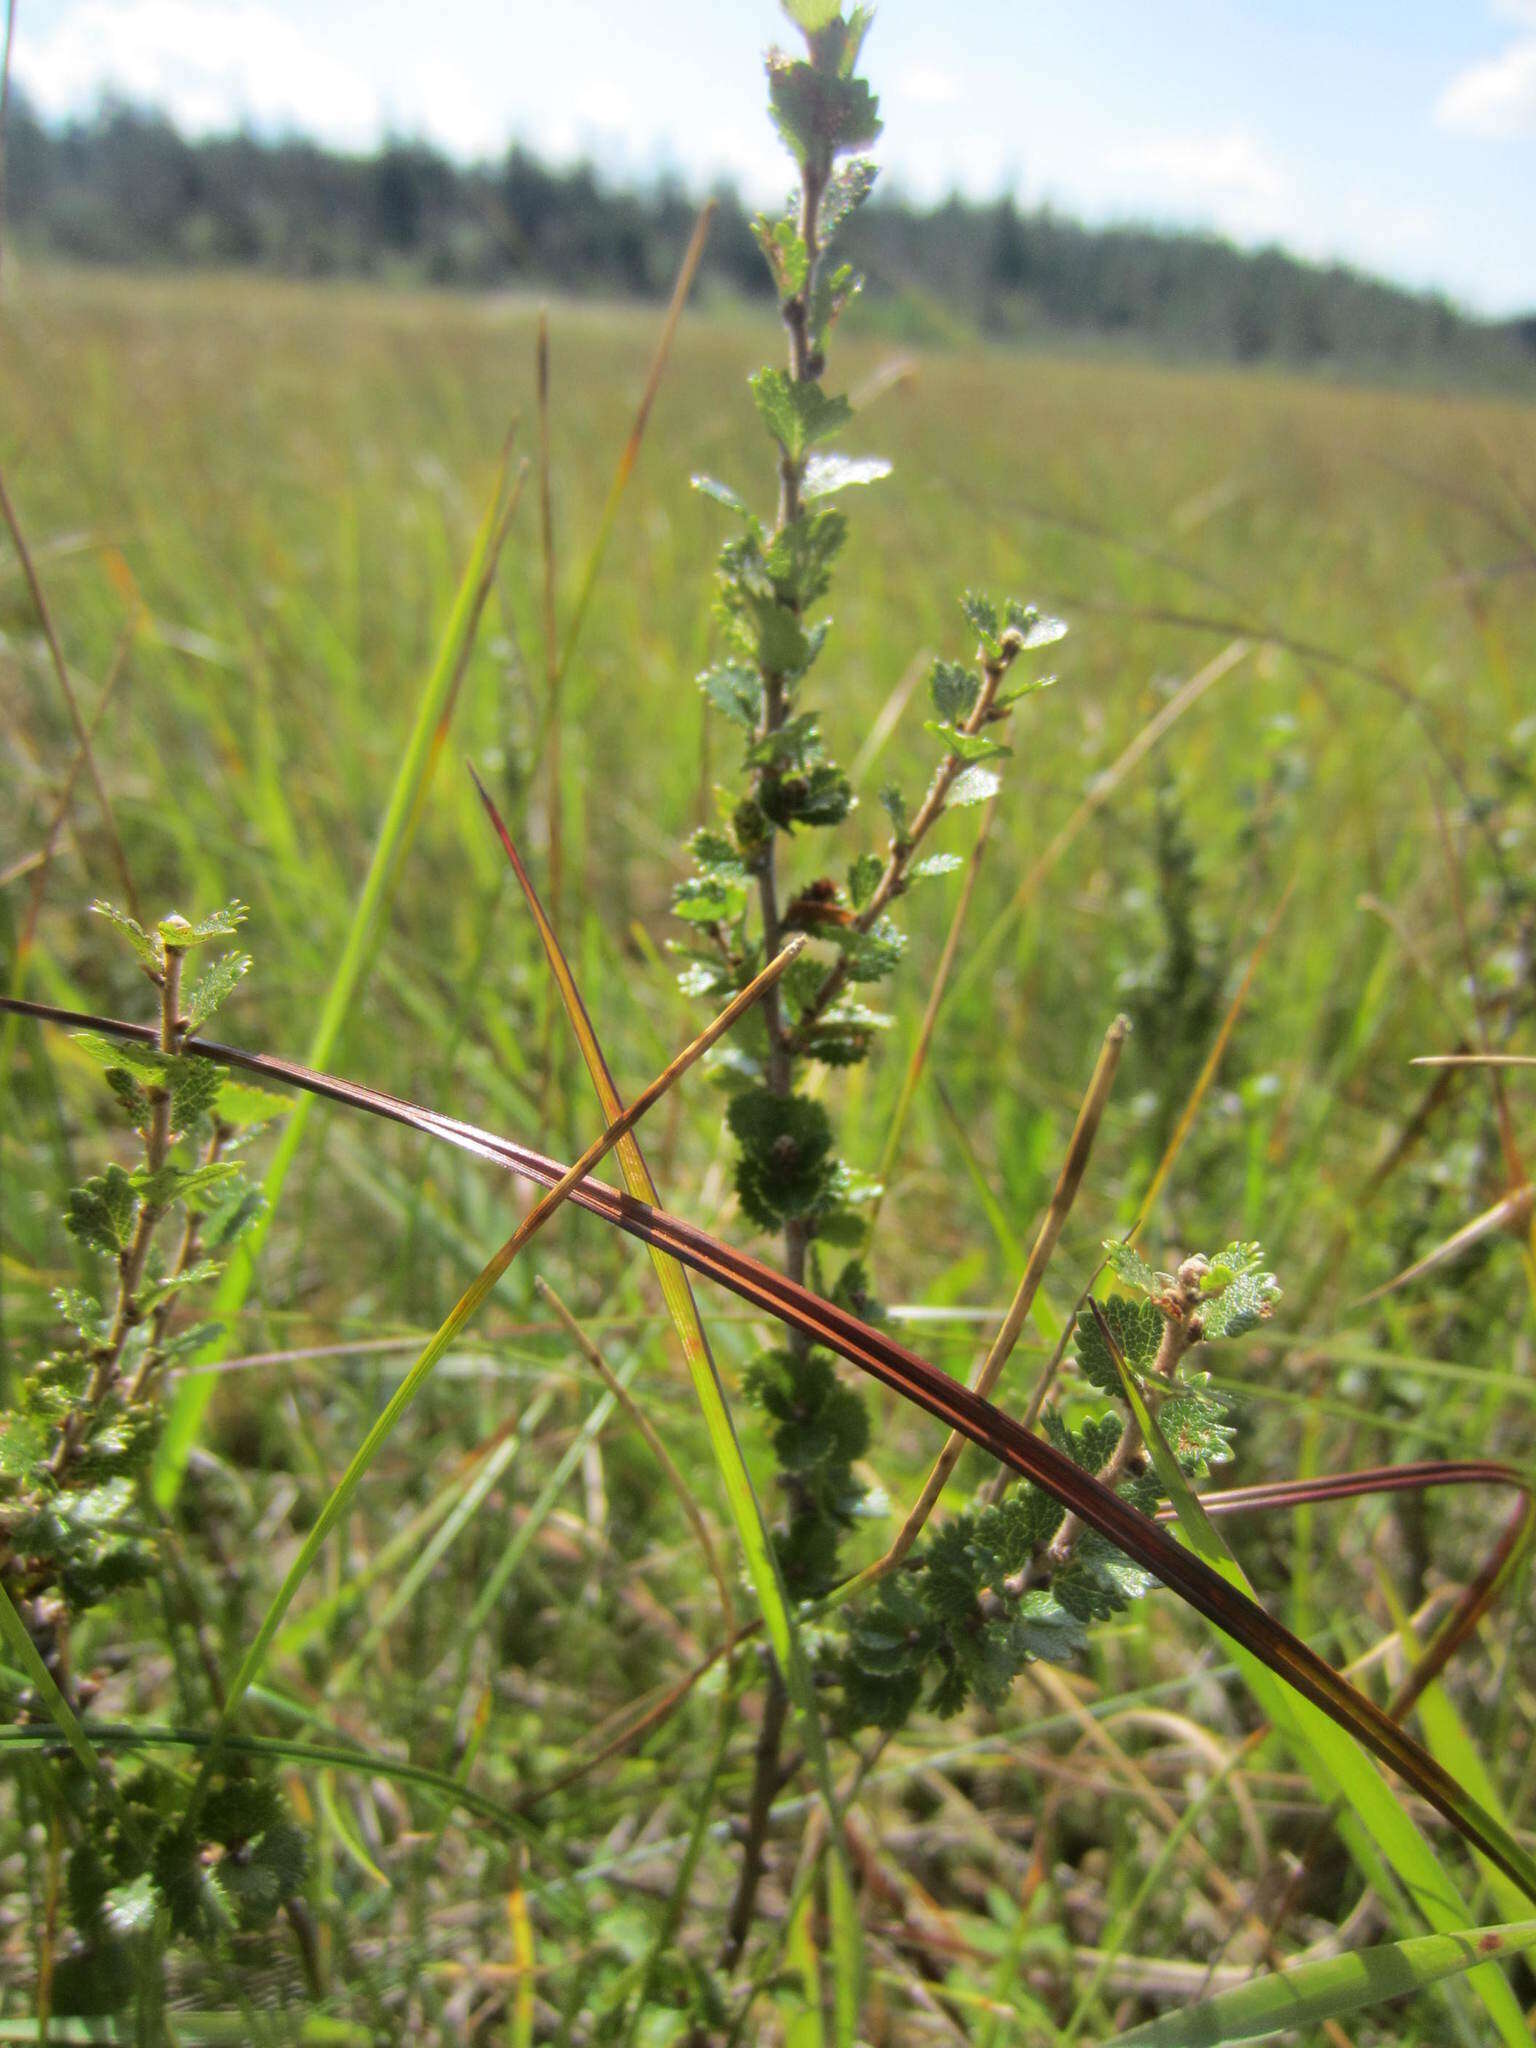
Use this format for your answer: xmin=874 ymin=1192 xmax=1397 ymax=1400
xmin=1103 ymin=1920 xmax=1536 ymax=2046
xmin=153 ymin=443 xmax=524 ymax=1505
xmin=472 ymin=785 xmax=862 ymax=2031
xmin=0 ymin=1580 xmax=107 ymax=1786
xmin=1100 ymin=1307 xmax=1533 ymax=2045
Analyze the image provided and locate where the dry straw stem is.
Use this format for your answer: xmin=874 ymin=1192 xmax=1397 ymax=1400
xmin=536 ymin=309 xmax=560 ymax=915
xmin=1413 ymin=1053 xmax=1536 ymax=1068
xmin=11 ymin=611 xmax=138 ymax=964
xmin=15 ymin=991 xmax=1536 ymax=1902
xmin=852 ymin=1013 xmax=1130 ymax=1590
xmin=1351 ymin=1182 xmax=1534 ymax=1307
xmin=535 ymin=1276 xmax=735 ymax=1639
xmin=0 ymin=462 xmax=141 ymax=921
xmin=551 ymin=198 xmax=716 ymax=688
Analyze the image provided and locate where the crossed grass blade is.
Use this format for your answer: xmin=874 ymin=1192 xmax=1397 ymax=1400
xmin=10 ymin=990 xmax=1536 ymax=1909
xmin=465 ymin=774 xmax=863 ymax=2031
xmin=174 ymin=932 xmax=801 ymax=1819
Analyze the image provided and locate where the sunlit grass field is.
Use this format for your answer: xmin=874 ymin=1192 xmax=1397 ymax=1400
xmin=3 ymin=261 xmax=1535 ymax=2037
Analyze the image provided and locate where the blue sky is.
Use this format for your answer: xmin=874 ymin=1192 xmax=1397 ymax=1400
xmin=13 ymin=1 xmax=1536 ymax=313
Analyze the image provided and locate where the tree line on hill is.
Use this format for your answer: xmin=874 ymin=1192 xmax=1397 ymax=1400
xmin=5 ymin=95 xmax=1533 ymax=389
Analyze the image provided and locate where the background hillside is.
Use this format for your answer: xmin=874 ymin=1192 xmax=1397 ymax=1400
xmin=7 ymin=94 xmax=1535 ymax=391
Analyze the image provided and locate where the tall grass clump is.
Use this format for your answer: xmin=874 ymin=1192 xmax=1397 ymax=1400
xmin=2 ymin=1 xmax=1536 ymax=2042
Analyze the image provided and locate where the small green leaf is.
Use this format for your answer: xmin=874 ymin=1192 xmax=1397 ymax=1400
xmin=909 ymin=853 xmax=963 ymax=882
xmin=214 ymin=1078 xmax=291 ymax=1130
xmin=826 ymin=916 xmax=905 ymax=983
xmin=802 ymin=452 xmax=891 ymax=499
xmin=960 ymin=590 xmax=1000 ymax=651
xmin=184 ymin=951 xmax=251 ymax=1031
xmin=820 ymin=156 xmax=879 ymax=239
xmin=1003 ymin=600 xmax=1069 ymax=650
xmin=699 ymin=662 xmax=764 ymax=729
xmin=749 ymin=367 xmax=852 ymax=461
xmin=846 ymin=851 xmax=883 ymax=909
xmin=1075 ymin=1295 xmax=1164 ymax=1394
xmin=948 ymin=764 xmax=1002 ymax=808
xmin=781 ymin=0 xmax=841 ymax=30
xmin=928 ymin=658 xmax=979 ymax=723
xmin=673 ymin=874 xmax=748 ymax=926
xmin=1201 ymin=1262 xmax=1282 ymax=1339
xmin=73 ymin=1031 xmax=168 ymax=1080
xmin=103 ymin=1065 xmax=152 ymax=1130
xmin=1103 ymin=1240 xmax=1160 ymax=1294
xmin=64 ymin=1164 xmax=139 ymax=1255
xmin=131 ymin=1160 xmax=240 ymax=1212
xmin=91 ymin=900 xmax=161 ymax=973
xmin=691 ymin=473 xmax=751 ymax=517
xmin=727 ymin=1087 xmax=838 ymax=1230
xmin=174 ymin=901 xmax=249 ymax=947
xmin=168 ymin=1054 xmax=222 ymax=1130
xmin=925 ymin=719 xmax=1011 ymax=763
xmin=766 ymin=50 xmax=882 ymax=167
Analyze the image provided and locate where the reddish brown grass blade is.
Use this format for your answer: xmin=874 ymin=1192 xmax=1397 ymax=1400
xmin=7 ymin=989 xmax=1535 ymax=1904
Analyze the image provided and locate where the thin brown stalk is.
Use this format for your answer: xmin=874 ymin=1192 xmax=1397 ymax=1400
xmin=535 ymin=1277 xmax=735 ymax=1640
xmin=12 ymin=611 xmax=138 ymax=973
xmin=536 ymin=311 xmax=560 ymax=922
xmin=0 ymin=462 xmax=140 ymax=920
xmin=553 ymin=199 xmax=716 ymax=685
xmin=123 ymin=1119 xmax=230 ymax=1406
xmin=851 ymin=1014 xmax=1129 ymax=1590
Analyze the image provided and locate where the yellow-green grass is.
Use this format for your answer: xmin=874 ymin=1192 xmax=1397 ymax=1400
xmin=2 ymin=261 xmax=1534 ymax=2037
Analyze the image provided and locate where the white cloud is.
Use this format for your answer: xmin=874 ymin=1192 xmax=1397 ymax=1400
xmin=13 ymin=0 xmax=509 ymax=161
xmin=15 ymin=1 xmax=383 ymax=149
xmin=897 ymin=64 xmax=961 ymax=107
xmin=1104 ymin=127 xmax=1293 ymax=239
xmin=1436 ymin=11 xmax=1536 ymax=137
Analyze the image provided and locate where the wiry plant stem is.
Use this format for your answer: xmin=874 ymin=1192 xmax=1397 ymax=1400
xmin=725 ymin=133 xmax=827 ymax=1972
xmin=51 ymin=946 xmax=186 ymax=1480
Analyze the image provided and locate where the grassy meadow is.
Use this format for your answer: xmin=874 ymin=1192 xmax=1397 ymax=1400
xmin=2 ymin=258 xmax=1536 ymax=2038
